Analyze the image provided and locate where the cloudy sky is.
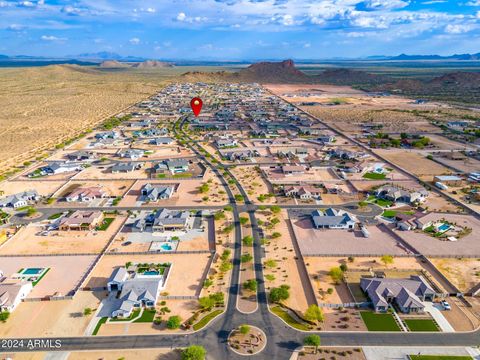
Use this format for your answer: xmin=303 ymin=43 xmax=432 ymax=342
xmin=1 ymin=0 xmax=480 ymax=59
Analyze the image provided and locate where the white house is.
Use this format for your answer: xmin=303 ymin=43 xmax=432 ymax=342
xmin=0 ymin=279 xmax=33 ymax=313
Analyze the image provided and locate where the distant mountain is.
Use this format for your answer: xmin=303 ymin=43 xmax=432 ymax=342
xmin=99 ymin=60 xmax=130 ymax=68
xmin=132 ymin=60 xmax=174 ymax=68
xmin=386 ymin=53 xmax=480 ymax=61
xmin=235 ymin=59 xmax=308 ymax=82
xmin=0 ymin=54 xmax=9 ymax=59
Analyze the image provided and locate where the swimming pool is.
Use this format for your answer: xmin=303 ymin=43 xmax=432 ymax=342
xmin=160 ymin=243 xmax=173 ymax=251
xmin=143 ymin=270 xmax=160 ymax=276
xmin=438 ymin=223 xmax=451 ymax=232
xmin=22 ymin=268 xmax=44 ymax=275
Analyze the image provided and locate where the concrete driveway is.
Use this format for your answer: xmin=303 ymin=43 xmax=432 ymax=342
xmin=423 ymin=301 xmax=455 ymax=332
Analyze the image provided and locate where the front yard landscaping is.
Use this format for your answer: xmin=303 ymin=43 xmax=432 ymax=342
xmin=404 ymin=318 xmax=439 ymax=332
xmin=96 ymin=217 xmax=114 ymax=231
xmin=270 ymin=305 xmax=310 ymax=331
xmin=363 ymin=172 xmax=387 ymax=180
xmin=360 ymin=311 xmax=401 ymax=331
xmin=193 ymin=309 xmax=223 ymax=331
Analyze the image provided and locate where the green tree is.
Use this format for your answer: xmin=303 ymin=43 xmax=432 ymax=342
xmin=271 ymin=232 xmax=281 ymax=239
xmin=181 ymin=345 xmax=206 ymax=360
xmin=304 ymin=304 xmax=324 ymax=323
xmin=198 ymin=296 xmax=215 ymax=310
xmin=381 ymin=255 xmax=394 ymax=267
xmin=304 ymin=334 xmax=321 ymax=354
xmin=83 ymin=307 xmax=93 ymax=316
xmin=269 ymin=285 xmax=290 ymax=303
xmin=241 ymin=253 xmax=253 ymax=263
xmin=214 ymin=211 xmax=225 ymax=221
xmin=239 ymin=324 xmax=250 ymax=335
xmin=243 ymin=279 xmax=258 ymax=292
xmin=166 ymin=315 xmax=181 ymax=329
xmin=242 ymin=235 xmax=254 ymax=246
xmin=270 ymin=205 xmax=281 ymax=214
xmin=339 ymin=263 xmax=348 ymax=272
xmin=329 ymin=267 xmax=344 ymax=285
xmin=198 ymin=184 xmax=209 ymax=193
xmin=239 ymin=216 xmax=249 ymax=225
xmin=0 ymin=311 xmax=10 ymax=323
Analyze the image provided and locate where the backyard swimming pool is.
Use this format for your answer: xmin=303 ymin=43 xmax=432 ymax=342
xmin=22 ymin=268 xmax=44 ymax=275
xmin=143 ymin=270 xmax=160 ymax=276
xmin=437 ymin=223 xmax=451 ymax=232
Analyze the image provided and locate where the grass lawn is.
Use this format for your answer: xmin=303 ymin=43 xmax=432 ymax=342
xmin=96 ymin=217 xmax=114 ymax=231
xmin=172 ymin=172 xmax=193 ymax=178
xmin=409 ymin=356 xmax=472 ymax=360
xmin=404 ymin=319 xmax=440 ymax=332
xmin=382 ymin=210 xmax=397 ymax=218
xmin=133 ymin=309 xmax=156 ymax=323
xmin=92 ymin=317 xmax=107 ymax=335
xmin=193 ymin=309 xmax=223 ymax=331
xmin=375 ymin=198 xmax=393 ymax=207
xmin=363 ymin=172 xmax=387 ymax=180
xmin=360 ymin=311 xmax=401 ymax=331
xmin=270 ymin=306 xmax=310 ymax=331
xmin=47 ymin=212 xmax=63 ymax=220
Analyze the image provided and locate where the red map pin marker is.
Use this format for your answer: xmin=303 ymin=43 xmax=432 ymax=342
xmin=190 ymin=97 xmax=203 ymax=117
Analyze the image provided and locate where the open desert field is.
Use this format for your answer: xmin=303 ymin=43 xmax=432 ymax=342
xmin=230 ymin=165 xmax=276 ymax=204
xmin=0 ymin=65 xmax=168 ymax=175
xmin=431 ymin=258 xmax=480 ymax=293
xmin=0 ymin=290 xmax=102 ymax=338
xmin=0 ymin=179 xmax=65 ymax=197
xmin=374 ymin=149 xmax=451 ymax=180
xmin=260 ymin=210 xmax=313 ymax=314
xmin=68 ymin=349 xmax=180 ymax=360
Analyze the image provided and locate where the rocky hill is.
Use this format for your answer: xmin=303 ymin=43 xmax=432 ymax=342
xmin=99 ymin=60 xmax=130 ymax=68
xmin=234 ymin=59 xmax=307 ymax=82
xmin=132 ymin=60 xmax=174 ymax=68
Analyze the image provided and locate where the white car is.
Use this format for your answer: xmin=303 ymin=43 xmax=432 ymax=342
xmin=441 ymin=300 xmax=451 ymax=310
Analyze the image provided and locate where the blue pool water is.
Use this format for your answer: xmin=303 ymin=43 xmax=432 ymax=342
xmin=144 ymin=270 xmax=160 ymax=276
xmin=23 ymin=268 xmax=43 ymax=275
xmin=438 ymin=223 xmax=450 ymax=232
xmin=161 ymin=243 xmax=173 ymax=251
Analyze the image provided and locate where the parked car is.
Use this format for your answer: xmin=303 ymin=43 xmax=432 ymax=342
xmin=441 ymin=300 xmax=451 ymax=310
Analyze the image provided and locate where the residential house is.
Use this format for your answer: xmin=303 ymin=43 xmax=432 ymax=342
xmin=32 ymin=162 xmax=83 ymax=177
xmin=66 ymin=151 xmax=97 ymax=161
xmin=433 ymin=175 xmax=463 ymax=187
xmin=281 ymin=165 xmax=306 ymax=175
xmin=284 ymin=186 xmax=322 ymax=200
xmin=107 ymin=267 xmax=168 ymax=318
xmin=0 ymin=278 xmax=33 ymax=313
xmin=141 ymin=183 xmax=175 ymax=201
xmin=65 ymin=187 xmax=107 ymax=202
xmin=134 ymin=209 xmax=193 ymax=232
xmin=375 ymin=185 xmax=428 ymax=205
xmin=216 ymin=138 xmax=238 ymax=148
xmin=150 ymin=137 xmax=173 ymax=145
xmin=165 ymin=159 xmax=189 ymax=174
xmin=118 ymin=149 xmax=145 ymax=161
xmin=311 ymin=208 xmax=358 ymax=229
xmin=0 ymin=190 xmax=39 ymax=208
xmin=360 ymin=275 xmax=436 ymax=313
xmin=317 ymin=135 xmax=336 ymax=144
xmin=58 ymin=210 xmax=104 ymax=231
xmin=111 ymin=162 xmax=143 ymax=173
xmin=95 ymin=131 xmax=119 ymax=140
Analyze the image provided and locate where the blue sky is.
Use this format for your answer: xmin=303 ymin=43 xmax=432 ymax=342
xmin=1 ymin=0 xmax=480 ymax=60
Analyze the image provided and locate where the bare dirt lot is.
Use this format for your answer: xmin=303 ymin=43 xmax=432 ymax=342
xmin=0 ymin=65 xmax=166 ymax=174
xmin=0 ymin=290 xmax=102 ymax=338
xmin=0 ymin=255 xmax=97 ymax=298
xmin=0 ymin=216 xmax=126 ymax=255
xmin=0 ymin=180 xmax=65 ymax=197
xmin=374 ymin=149 xmax=451 ymax=180
xmin=430 ymin=258 xmax=480 ymax=292
xmin=230 ymin=165 xmax=276 ymax=204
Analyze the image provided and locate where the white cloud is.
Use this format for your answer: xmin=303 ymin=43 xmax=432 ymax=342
xmin=176 ymin=12 xmax=186 ymax=21
xmin=146 ymin=7 xmax=156 ymax=13
xmin=40 ymin=35 xmax=67 ymax=41
xmin=445 ymin=24 xmax=473 ymax=34
xmin=466 ymin=0 xmax=480 ymax=5
xmin=7 ymin=24 xmax=25 ymax=31
xmin=129 ymin=37 xmax=140 ymax=44
xmin=361 ymin=0 xmax=410 ymax=11
xmin=477 ymin=11 xmax=480 ymax=18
